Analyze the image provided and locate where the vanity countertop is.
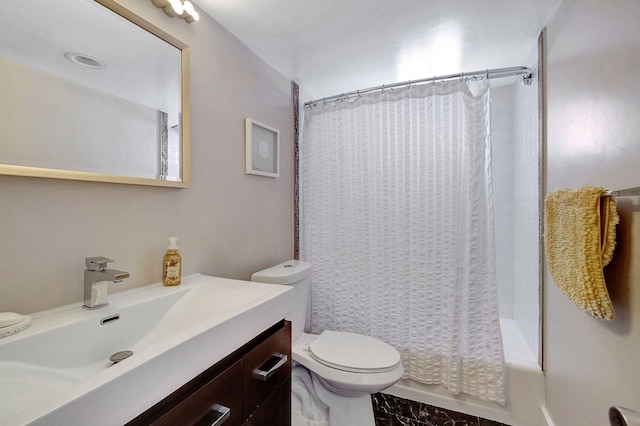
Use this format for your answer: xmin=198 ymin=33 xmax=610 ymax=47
xmin=0 ymin=273 xmax=293 ymax=426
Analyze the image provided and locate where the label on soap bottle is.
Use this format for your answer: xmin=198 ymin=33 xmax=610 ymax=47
xmin=163 ymin=256 xmax=181 ymax=286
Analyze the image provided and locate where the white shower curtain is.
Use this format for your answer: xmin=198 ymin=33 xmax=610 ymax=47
xmin=299 ymin=79 xmax=505 ymax=404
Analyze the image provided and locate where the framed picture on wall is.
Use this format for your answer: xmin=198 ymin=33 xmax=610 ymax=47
xmin=245 ymin=118 xmax=280 ymax=178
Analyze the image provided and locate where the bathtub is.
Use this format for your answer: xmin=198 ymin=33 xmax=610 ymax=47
xmin=385 ymin=318 xmax=545 ymax=426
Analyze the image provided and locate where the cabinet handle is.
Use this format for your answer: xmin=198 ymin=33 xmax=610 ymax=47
xmin=252 ymin=353 xmax=288 ymax=382
xmin=193 ymin=404 xmax=230 ymax=426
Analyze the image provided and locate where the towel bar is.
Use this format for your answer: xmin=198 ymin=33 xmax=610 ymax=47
xmin=604 ymin=187 xmax=640 ymax=197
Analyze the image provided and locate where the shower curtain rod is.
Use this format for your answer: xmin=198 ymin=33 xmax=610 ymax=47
xmin=303 ymin=65 xmax=533 ymax=108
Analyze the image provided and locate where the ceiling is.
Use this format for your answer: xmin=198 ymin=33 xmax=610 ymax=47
xmin=197 ymin=0 xmax=561 ymax=100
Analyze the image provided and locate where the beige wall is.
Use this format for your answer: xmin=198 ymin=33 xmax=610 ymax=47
xmin=0 ymin=1 xmax=294 ymax=314
xmin=545 ymin=0 xmax=640 ymax=423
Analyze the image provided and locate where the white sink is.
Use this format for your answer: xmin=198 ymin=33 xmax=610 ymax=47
xmin=0 ymin=273 xmax=293 ymax=425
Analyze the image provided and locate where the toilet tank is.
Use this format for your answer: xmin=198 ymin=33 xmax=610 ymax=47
xmin=251 ymin=260 xmax=311 ymax=340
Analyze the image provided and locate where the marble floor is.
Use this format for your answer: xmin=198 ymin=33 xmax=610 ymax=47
xmin=372 ymin=393 xmax=510 ymax=426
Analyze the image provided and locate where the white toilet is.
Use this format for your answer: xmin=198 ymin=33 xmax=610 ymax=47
xmin=252 ymin=260 xmax=403 ymax=426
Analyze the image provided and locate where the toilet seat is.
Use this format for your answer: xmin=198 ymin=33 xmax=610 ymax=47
xmin=308 ymin=330 xmax=400 ymax=373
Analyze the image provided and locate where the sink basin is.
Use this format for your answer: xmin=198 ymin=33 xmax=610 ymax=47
xmin=0 ymin=285 xmax=190 ymax=419
xmin=0 ymin=273 xmax=293 ymax=425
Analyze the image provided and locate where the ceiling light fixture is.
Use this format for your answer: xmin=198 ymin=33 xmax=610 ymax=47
xmin=151 ymin=0 xmax=199 ymax=23
xmin=64 ymin=52 xmax=106 ymax=70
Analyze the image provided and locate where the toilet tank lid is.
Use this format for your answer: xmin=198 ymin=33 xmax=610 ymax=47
xmin=251 ymin=260 xmax=312 ymax=285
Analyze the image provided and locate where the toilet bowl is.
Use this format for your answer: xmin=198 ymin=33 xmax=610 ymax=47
xmin=294 ymin=331 xmax=403 ymax=397
xmin=252 ymin=260 xmax=403 ymax=426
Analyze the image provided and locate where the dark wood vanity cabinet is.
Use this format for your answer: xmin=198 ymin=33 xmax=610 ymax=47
xmin=128 ymin=320 xmax=291 ymax=426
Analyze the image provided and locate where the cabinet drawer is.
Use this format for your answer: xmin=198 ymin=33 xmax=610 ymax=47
xmin=152 ymin=360 xmax=243 ymax=426
xmin=242 ymin=321 xmax=291 ymax=420
xmin=243 ymin=380 xmax=291 ymax=426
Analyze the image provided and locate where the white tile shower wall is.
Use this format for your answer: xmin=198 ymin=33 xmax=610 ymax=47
xmin=490 ymin=85 xmax=515 ymax=319
xmin=512 ymin=62 xmax=541 ymax=360
xmin=490 ymin=74 xmax=540 ymax=362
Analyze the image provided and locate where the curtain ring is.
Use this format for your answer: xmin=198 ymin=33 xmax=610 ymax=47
xmin=460 ymin=71 xmax=464 ymax=82
xmin=432 ymin=76 xmax=436 ymax=86
xmin=357 ymin=90 xmax=361 ymax=98
xmin=406 ymin=80 xmax=411 ymax=90
xmin=323 ymin=98 xmax=327 ymax=106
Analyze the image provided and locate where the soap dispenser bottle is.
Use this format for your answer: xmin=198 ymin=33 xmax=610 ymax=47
xmin=162 ymin=237 xmax=182 ymax=286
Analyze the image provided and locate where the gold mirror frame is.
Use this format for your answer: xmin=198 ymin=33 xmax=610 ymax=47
xmin=0 ymin=0 xmax=190 ymax=188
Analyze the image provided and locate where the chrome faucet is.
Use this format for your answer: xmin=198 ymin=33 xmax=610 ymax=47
xmin=83 ymin=257 xmax=129 ymax=310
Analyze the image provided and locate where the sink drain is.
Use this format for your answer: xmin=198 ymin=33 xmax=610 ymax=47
xmin=109 ymin=350 xmax=133 ymax=364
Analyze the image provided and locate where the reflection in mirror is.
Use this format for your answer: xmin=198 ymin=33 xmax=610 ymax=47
xmin=0 ymin=0 xmax=190 ymax=187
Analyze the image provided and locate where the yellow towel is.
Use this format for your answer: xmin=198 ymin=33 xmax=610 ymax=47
xmin=544 ymin=186 xmax=619 ymax=320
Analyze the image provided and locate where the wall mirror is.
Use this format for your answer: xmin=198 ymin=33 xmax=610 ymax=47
xmin=0 ymin=0 xmax=190 ymax=187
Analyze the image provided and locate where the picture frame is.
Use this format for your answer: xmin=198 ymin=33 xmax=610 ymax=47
xmin=245 ymin=118 xmax=280 ymax=177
